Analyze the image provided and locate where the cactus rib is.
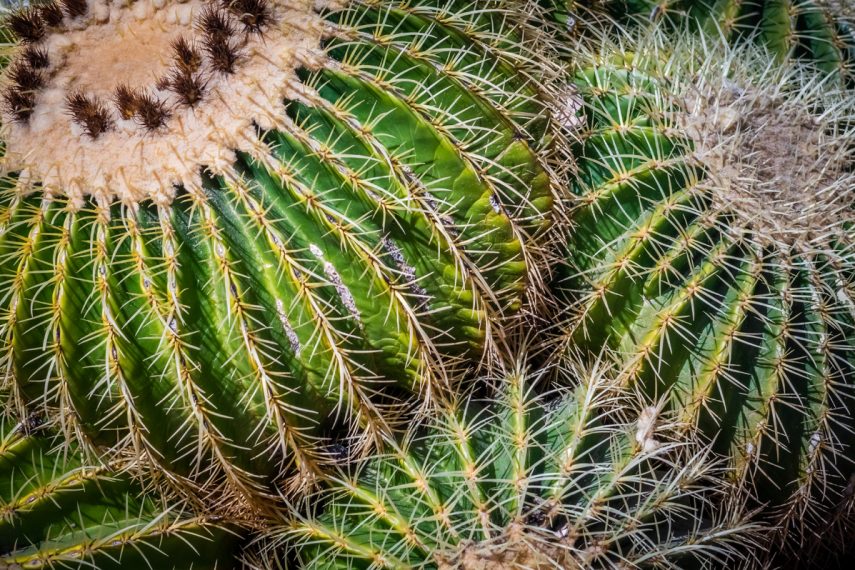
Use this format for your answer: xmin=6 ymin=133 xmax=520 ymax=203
xmin=0 ymin=0 xmax=563 ymax=501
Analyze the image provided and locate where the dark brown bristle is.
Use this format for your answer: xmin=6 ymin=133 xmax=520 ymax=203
xmin=60 ymin=0 xmax=88 ymax=19
xmin=203 ymin=34 xmax=240 ymax=74
xmin=172 ymin=37 xmax=202 ymax=72
xmin=65 ymin=91 xmax=113 ymax=139
xmin=197 ymin=6 xmax=241 ymax=74
xmin=3 ymin=89 xmax=36 ymax=122
xmin=21 ymin=46 xmax=50 ymax=70
xmin=154 ymin=76 xmax=171 ymax=91
xmin=196 ymin=6 xmax=236 ymax=40
xmin=134 ymin=93 xmax=172 ymax=131
xmin=113 ymin=84 xmax=142 ymax=120
xmin=39 ymin=2 xmax=65 ymax=27
xmin=165 ymin=68 xmax=206 ymax=108
xmin=224 ymin=0 xmax=271 ymax=34
xmin=8 ymin=9 xmax=45 ymax=43
xmin=7 ymin=61 xmax=45 ymax=91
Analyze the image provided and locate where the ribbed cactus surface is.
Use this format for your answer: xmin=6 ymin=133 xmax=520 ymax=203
xmin=604 ymin=0 xmax=855 ymax=81
xmin=0 ymin=0 xmax=560 ymax=499
xmin=275 ymin=362 xmax=753 ymax=569
xmin=0 ymin=406 xmax=240 ymax=569
xmin=558 ymin=29 xmax=855 ymax=542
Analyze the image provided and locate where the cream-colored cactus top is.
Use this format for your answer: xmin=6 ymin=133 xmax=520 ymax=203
xmin=1 ymin=0 xmax=329 ymax=207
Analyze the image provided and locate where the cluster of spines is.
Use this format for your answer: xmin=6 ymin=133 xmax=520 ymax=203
xmin=197 ymin=5 xmax=242 ymax=74
xmin=228 ymin=0 xmax=272 ymax=34
xmin=65 ymin=91 xmax=114 ymax=138
xmin=2 ymin=55 xmax=45 ymax=122
xmin=269 ymin=361 xmax=756 ymax=569
xmin=601 ymin=0 xmax=855 ymax=83
xmin=557 ymin=28 xmax=855 ymax=556
xmin=0 ymin=400 xmax=241 ymax=570
xmin=1 ymin=2 xmax=64 ymax=124
xmin=0 ymin=0 xmax=560 ymax=505
xmin=165 ymin=37 xmax=207 ymax=106
xmin=6 ymin=0 xmax=88 ymax=43
xmin=2 ymin=0 xmax=276 ymax=135
xmin=89 ymin=0 xmax=274 ymax=133
xmin=7 ymin=7 xmax=45 ymax=44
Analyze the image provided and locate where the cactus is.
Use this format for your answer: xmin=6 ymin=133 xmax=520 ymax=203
xmin=557 ymin=26 xmax=855 ymax=550
xmin=268 ymin=359 xmax=756 ymax=569
xmin=600 ymin=0 xmax=855 ymax=82
xmin=0 ymin=0 xmax=563 ymax=500
xmin=0 ymin=399 xmax=241 ymax=569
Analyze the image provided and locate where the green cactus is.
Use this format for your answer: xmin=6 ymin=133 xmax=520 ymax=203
xmin=0 ymin=0 xmax=563 ymax=500
xmin=0 ymin=401 xmax=241 ymax=569
xmin=268 ymin=360 xmax=756 ymax=569
xmin=556 ymin=26 xmax=855 ymax=548
xmin=600 ymin=0 xmax=855 ymax=82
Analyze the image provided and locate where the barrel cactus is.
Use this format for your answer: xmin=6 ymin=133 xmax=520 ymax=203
xmin=268 ymin=360 xmax=756 ymax=569
xmin=600 ymin=0 xmax=855 ymax=82
xmin=0 ymin=0 xmax=563 ymax=501
xmin=557 ymin=28 xmax=855 ymax=549
xmin=0 ymin=399 xmax=241 ymax=569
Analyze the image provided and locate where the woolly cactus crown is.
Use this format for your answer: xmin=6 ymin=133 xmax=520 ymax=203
xmin=2 ymin=0 xmax=326 ymax=206
xmin=0 ymin=0 xmax=564 ymax=503
xmin=664 ymin=37 xmax=853 ymax=249
xmin=559 ymin=25 xmax=855 ymax=551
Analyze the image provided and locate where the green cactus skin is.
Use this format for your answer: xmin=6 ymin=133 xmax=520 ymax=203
xmin=269 ymin=361 xmax=756 ymax=570
xmin=602 ymin=0 xmax=855 ymax=82
xmin=0 ymin=407 xmax=241 ymax=569
xmin=0 ymin=0 xmax=562 ymax=501
xmin=556 ymin=28 xmax=855 ymax=550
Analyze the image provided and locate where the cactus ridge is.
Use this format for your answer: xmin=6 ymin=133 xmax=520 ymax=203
xmin=268 ymin=358 xmax=758 ymax=569
xmin=558 ymin=27 xmax=855 ymax=549
xmin=602 ymin=0 xmax=855 ymax=83
xmin=0 ymin=403 xmax=240 ymax=569
xmin=0 ymin=0 xmax=563 ymax=502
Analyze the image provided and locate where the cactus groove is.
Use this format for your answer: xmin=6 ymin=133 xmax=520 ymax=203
xmin=557 ymin=28 xmax=855 ymax=547
xmin=272 ymin=362 xmax=755 ymax=569
xmin=0 ymin=0 xmax=561 ymax=500
xmin=0 ymin=404 xmax=240 ymax=569
xmin=604 ymin=0 xmax=855 ymax=83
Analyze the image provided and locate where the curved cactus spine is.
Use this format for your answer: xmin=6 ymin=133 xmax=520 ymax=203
xmin=0 ymin=404 xmax=241 ymax=569
xmin=0 ymin=0 xmax=564 ymax=501
xmin=601 ymin=0 xmax=855 ymax=82
xmin=556 ymin=27 xmax=855 ymax=552
xmin=265 ymin=358 xmax=757 ymax=569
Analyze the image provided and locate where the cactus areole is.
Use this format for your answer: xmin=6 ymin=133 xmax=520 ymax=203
xmin=0 ymin=0 xmax=558 ymax=500
xmin=279 ymin=364 xmax=754 ymax=569
xmin=2 ymin=0 xmax=325 ymax=206
xmin=0 ymin=407 xmax=240 ymax=570
xmin=561 ymin=31 xmax=855 ymax=538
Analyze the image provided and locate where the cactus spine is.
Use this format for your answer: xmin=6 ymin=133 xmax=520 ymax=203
xmin=603 ymin=0 xmax=855 ymax=82
xmin=0 ymin=0 xmax=563 ymax=501
xmin=0 ymin=400 xmax=240 ymax=569
xmin=271 ymin=360 xmax=756 ymax=569
xmin=557 ymin=27 xmax=855 ymax=550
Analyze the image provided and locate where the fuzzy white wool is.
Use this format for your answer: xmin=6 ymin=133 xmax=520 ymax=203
xmin=0 ymin=0 xmax=329 ymax=207
xmin=635 ymin=406 xmax=660 ymax=453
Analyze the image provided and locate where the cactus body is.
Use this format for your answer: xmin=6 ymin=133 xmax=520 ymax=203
xmin=274 ymin=362 xmax=754 ymax=569
xmin=0 ymin=407 xmax=240 ymax=569
xmin=557 ymin=29 xmax=855 ymax=545
xmin=605 ymin=0 xmax=855 ymax=82
xmin=0 ymin=0 xmax=560 ymax=499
